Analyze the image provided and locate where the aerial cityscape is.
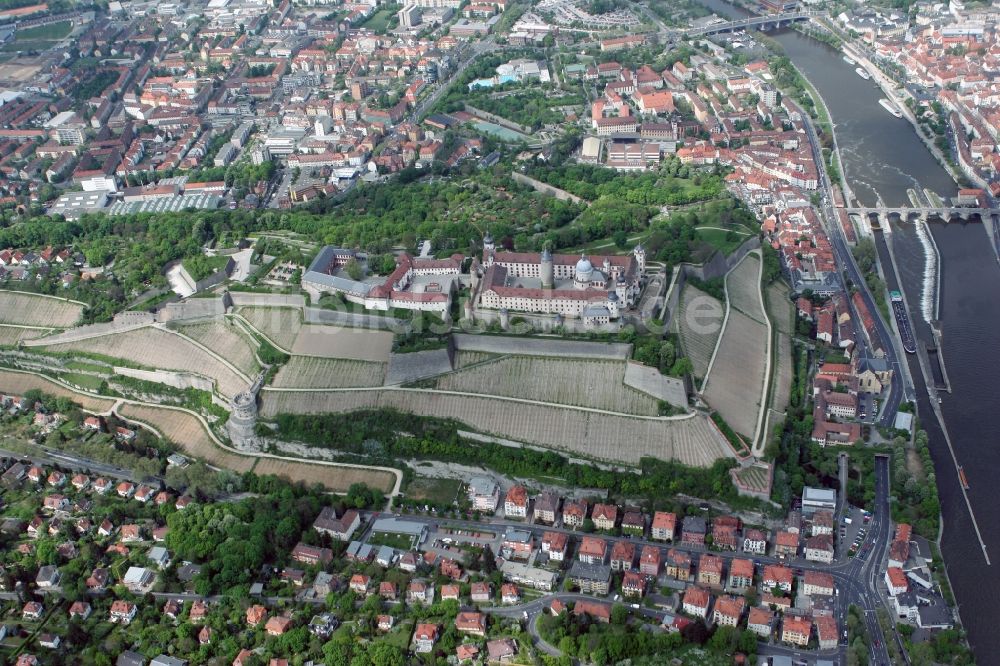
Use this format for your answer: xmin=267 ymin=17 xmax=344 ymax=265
xmin=0 ymin=0 xmax=994 ymax=663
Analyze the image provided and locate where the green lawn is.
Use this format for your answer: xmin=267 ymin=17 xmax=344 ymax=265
xmin=368 ymin=532 xmax=416 ymax=550
xmin=59 ymin=373 xmax=105 ymax=390
xmin=65 ymin=360 xmax=110 ymax=373
xmin=405 ymin=476 xmax=462 ymax=505
xmin=694 ymin=226 xmax=753 ymax=255
xmin=360 ymin=4 xmax=401 ymax=32
xmin=15 ymin=20 xmax=72 ymax=40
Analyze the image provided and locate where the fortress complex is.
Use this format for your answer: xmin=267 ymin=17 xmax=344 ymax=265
xmin=477 ymin=234 xmax=645 ymax=323
xmin=303 ymin=246 xmax=462 ymax=313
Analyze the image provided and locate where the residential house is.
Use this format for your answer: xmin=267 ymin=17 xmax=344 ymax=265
xmin=697 ymin=553 xmax=724 ymax=586
xmin=621 ymin=511 xmax=645 ymax=536
xmin=486 ymin=638 xmax=519 ymax=663
xmin=666 ymin=549 xmax=692 ymax=580
xmin=713 ymin=595 xmax=745 ymax=627
xmin=712 ymin=523 xmax=739 ymax=551
xmin=562 ymin=499 xmax=588 ymax=528
xmin=471 ymin=582 xmax=492 ymax=603
xmin=803 ymin=570 xmax=835 ymax=597
xmin=681 ymin=516 xmax=707 ymax=546
xmin=884 ymin=567 xmax=908 ymax=596
xmin=682 ymin=586 xmax=711 ymax=618
xmin=23 ymin=601 xmax=44 ymax=620
xmin=408 ymin=580 xmax=434 ymax=605
xmin=291 ymin=543 xmax=334 ymax=566
xmin=501 ymin=530 xmax=534 ymax=560
xmin=610 ymin=540 xmax=635 ymax=571
xmin=541 ymin=531 xmax=568 ymax=561
xmin=501 ymin=583 xmax=520 ymax=604
xmin=651 ymin=511 xmax=676 ymax=541
xmin=504 ymin=485 xmax=529 ymax=518
xmin=467 ymin=477 xmax=500 ymax=512
xmin=568 ymin=561 xmax=612 ymax=595
xmin=440 ymin=584 xmax=460 ymax=601
xmin=189 ymin=601 xmax=209 ymax=624
xmin=578 ymin=536 xmax=607 ymax=564
xmin=728 ymin=558 xmax=755 ymax=590
xmin=533 ymin=491 xmax=561 ymax=524
xmin=377 ymin=615 xmax=395 ymax=631
xmin=743 ymin=528 xmax=767 ymax=554
xmin=592 ymin=503 xmax=618 ymax=531
xmin=748 ymin=606 xmax=775 ymax=638
xmin=622 ymin=570 xmax=646 ymax=598
xmin=639 ymin=545 xmax=661 ymax=576
xmin=781 ymin=615 xmax=812 ymax=646
xmin=35 ymin=565 xmax=60 ymax=589
xmin=379 ymin=581 xmax=398 ymax=601
xmin=349 ymin=574 xmax=370 ymax=595
xmin=804 ymin=534 xmax=834 ymax=564
xmin=265 ymin=616 xmax=293 ymax=636
xmin=762 ymin=564 xmax=794 ymax=593
xmin=440 ymin=558 xmax=462 ymax=580
xmin=69 ymin=601 xmax=91 ymax=620
xmin=110 ymin=600 xmax=137 ymax=624
xmin=574 ymin=600 xmax=612 ymax=623
xmin=775 ymin=530 xmax=799 ymax=558
xmin=455 ymin=611 xmax=486 ymax=636
xmin=246 ymin=605 xmax=267 ymax=627
xmin=313 ymin=506 xmax=361 ymax=542
xmin=414 ymin=623 xmax=439 ymax=653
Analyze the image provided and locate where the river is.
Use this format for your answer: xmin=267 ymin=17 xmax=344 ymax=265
xmin=696 ymin=0 xmax=1000 ymax=657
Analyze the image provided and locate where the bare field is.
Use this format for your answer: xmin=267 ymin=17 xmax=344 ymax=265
xmin=0 ymin=291 xmax=83 ymax=328
xmin=116 ymin=403 xmax=255 ymax=473
xmin=41 ymin=327 xmax=248 ymax=399
xmin=260 ymin=389 xmax=732 ymax=467
xmin=727 ymin=254 xmax=765 ymax=322
xmin=676 ymin=284 xmax=724 ymax=380
xmin=291 ymin=325 xmax=393 ymax=362
xmin=766 ymin=282 xmax=795 ymax=336
xmin=772 ymin=332 xmax=793 ymax=414
xmin=0 ymin=325 xmax=47 ymax=345
xmin=238 ymin=307 xmax=302 ymax=350
xmin=0 ymin=370 xmax=116 ymax=411
xmin=702 ymin=310 xmax=768 ymax=439
xmin=252 ymin=458 xmax=395 ymax=494
xmin=174 ymin=320 xmax=261 ymax=375
xmin=435 ymin=356 xmax=660 ymax=416
xmin=271 ymin=356 xmax=386 ymax=388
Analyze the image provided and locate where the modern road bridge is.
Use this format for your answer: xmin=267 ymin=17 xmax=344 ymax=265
xmin=683 ymin=11 xmax=823 ymax=36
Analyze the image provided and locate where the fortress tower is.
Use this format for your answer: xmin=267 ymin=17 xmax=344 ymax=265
xmin=540 ymin=247 xmax=554 ymax=289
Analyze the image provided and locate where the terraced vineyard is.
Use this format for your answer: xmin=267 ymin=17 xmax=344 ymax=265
xmin=238 ymin=306 xmax=302 ymax=350
xmin=291 ymin=325 xmax=393 ymax=362
xmin=766 ymin=282 xmax=795 ymax=336
xmin=271 ymin=356 xmax=386 ymax=388
xmin=702 ymin=310 xmax=768 ymax=439
xmin=772 ymin=332 xmax=793 ymax=414
xmin=676 ymin=284 xmax=724 ymax=381
xmin=727 ymin=254 xmax=765 ymax=322
xmin=435 ymin=356 xmax=660 ymax=416
xmin=117 ymin=403 xmax=255 ymax=473
xmin=0 ymin=325 xmax=48 ymax=346
xmin=453 ymin=351 xmax=498 ymax=368
xmin=0 ymin=291 xmax=83 ymax=328
xmin=0 ymin=370 xmax=116 ymax=412
xmin=252 ymin=459 xmax=395 ymax=494
xmin=174 ymin=320 xmax=261 ymax=376
xmin=41 ymin=327 xmax=248 ymax=399
xmin=261 ymin=389 xmax=732 ymax=467
xmin=702 ymin=252 xmax=770 ymax=442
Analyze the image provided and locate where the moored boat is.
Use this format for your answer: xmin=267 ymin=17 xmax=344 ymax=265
xmin=843 ymin=54 xmax=856 ymax=65
xmin=959 ymin=466 xmax=970 ymax=490
xmin=880 ymin=98 xmax=903 ymax=118
xmin=856 ymin=66 xmax=871 ymax=80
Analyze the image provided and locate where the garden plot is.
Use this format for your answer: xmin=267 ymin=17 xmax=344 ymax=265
xmin=260 ymin=389 xmax=732 ymax=467
xmin=435 ymin=355 xmax=660 ymax=416
xmin=271 ymin=356 xmax=386 ymax=388
xmin=174 ymin=320 xmax=260 ymax=376
xmin=0 ymin=370 xmax=116 ymax=412
xmin=676 ymin=284 xmax=724 ymax=380
xmin=702 ymin=309 xmax=768 ymax=439
xmin=252 ymin=459 xmax=395 ymax=494
xmin=766 ymin=282 xmax=795 ymax=336
xmin=0 ymin=325 xmax=47 ymax=345
xmin=117 ymin=404 xmax=255 ymax=473
xmin=237 ymin=306 xmax=302 ymax=350
xmin=0 ymin=291 xmax=83 ymax=328
xmin=291 ymin=325 xmax=393 ymax=362
xmin=727 ymin=254 xmax=765 ymax=322
xmin=41 ymin=327 xmax=248 ymax=399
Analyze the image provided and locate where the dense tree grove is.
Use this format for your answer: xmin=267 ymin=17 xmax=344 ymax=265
xmin=270 ymin=409 xmax=745 ymax=508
